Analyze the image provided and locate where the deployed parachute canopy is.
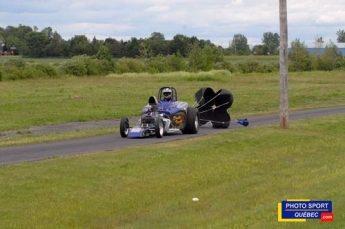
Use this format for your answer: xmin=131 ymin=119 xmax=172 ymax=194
xmin=195 ymin=87 xmax=234 ymax=128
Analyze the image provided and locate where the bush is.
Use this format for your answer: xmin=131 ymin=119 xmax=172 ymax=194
xmin=145 ymin=55 xmax=171 ymax=73
xmin=213 ymin=60 xmax=238 ymax=73
xmin=60 ymin=56 xmax=88 ymax=76
xmin=288 ymin=39 xmax=312 ymax=71
xmin=188 ymin=44 xmax=224 ymax=72
xmin=59 ymin=55 xmax=115 ymax=76
xmin=3 ymin=58 xmax=26 ymax=69
xmin=167 ymin=53 xmax=187 ymax=71
xmin=237 ymin=59 xmax=260 ymax=73
xmin=258 ymin=62 xmax=279 ymax=73
xmin=317 ymin=41 xmax=343 ymax=71
xmin=115 ymin=58 xmax=145 ymax=74
xmin=2 ymin=58 xmax=27 ymax=80
xmin=34 ymin=63 xmax=58 ymax=78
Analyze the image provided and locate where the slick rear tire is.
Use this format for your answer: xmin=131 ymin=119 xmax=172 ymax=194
xmin=155 ymin=117 xmax=164 ymax=138
xmin=120 ymin=117 xmax=130 ymax=138
xmin=182 ymin=107 xmax=200 ymax=134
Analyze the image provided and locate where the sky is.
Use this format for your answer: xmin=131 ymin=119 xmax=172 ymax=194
xmin=1 ymin=0 xmax=345 ymax=48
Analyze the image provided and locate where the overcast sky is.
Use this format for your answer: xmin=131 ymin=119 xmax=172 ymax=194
xmin=1 ymin=0 xmax=344 ymax=48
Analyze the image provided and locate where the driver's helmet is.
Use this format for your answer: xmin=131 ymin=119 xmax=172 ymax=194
xmin=162 ymin=88 xmax=172 ymax=101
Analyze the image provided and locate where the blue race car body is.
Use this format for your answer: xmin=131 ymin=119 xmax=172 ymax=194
xmin=120 ymin=87 xmax=200 ymax=138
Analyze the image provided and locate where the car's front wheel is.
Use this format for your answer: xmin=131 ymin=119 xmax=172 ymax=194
xmin=154 ymin=117 xmax=164 ymax=138
xmin=120 ymin=117 xmax=130 ymax=138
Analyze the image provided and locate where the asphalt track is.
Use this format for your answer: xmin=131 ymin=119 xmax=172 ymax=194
xmin=1 ymin=106 xmax=344 ymax=166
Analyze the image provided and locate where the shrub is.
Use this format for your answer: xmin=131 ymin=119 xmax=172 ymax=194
xmin=34 ymin=63 xmax=58 ymax=78
xmin=60 ymin=56 xmax=88 ymax=76
xmin=258 ymin=62 xmax=279 ymax=73
xmin=188 ymin=43 xmax=206 ymax=72
xmin=317 ymin=41 xmax=343 ymax=71
xmin=115 ymin=58 xmax=145 ymax=74
xmin=167 ymin=52 xmax=187 ymax=71
xmin=59 ymin=55 xmax=114 ymax=76
xmin=288 ymin=39 xmax=312 ymax=71
xmin=3 ymin=58 xmax=26 ymax=69
xmin=2 ymin=58 xmax=27 ymax=80
xmin=237 ymin=59 xmax=260 ymax=73
xmin=145 ymin=54 xmax=171 ymax=73
xmin=188 ymin=44 xmax=224 ymax=72
xmin=213 ymin=60 xmax=237 ymax=73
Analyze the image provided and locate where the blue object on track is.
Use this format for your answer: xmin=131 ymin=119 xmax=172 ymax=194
xmin=237 ymin=118 xmax=249 ymax=127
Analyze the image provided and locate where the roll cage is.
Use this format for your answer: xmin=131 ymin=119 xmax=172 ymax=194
xmin=158 ymin=86 xmax=178 ymax=101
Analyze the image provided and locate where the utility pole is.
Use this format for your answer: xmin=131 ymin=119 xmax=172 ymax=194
xmin=279 ymin=0 xmax=289 ymax=128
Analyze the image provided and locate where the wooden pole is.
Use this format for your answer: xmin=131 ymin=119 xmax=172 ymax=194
xmin=279 ymin=0 xmax=289 ymax=128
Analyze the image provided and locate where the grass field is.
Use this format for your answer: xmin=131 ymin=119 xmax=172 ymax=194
xmin=0 ymin=69 xmax=344 ymax=146
xmin=0 ymin=115 xmax=344 ymax=228
xmin=0 ymin=68 xmax=344 ymax=228
xmin=2 ymin=55 xmax=279 ymax=65
xmin=1 ymin=70 xmax=344 ymax=133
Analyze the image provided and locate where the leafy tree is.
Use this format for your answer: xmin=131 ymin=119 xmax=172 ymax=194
xmin=146 ymin=32 xmax=171 ymax=56
xmin=252 ymin=44 xmax=265 ymax=55
xmin=125 ymin=37 xmax=140 ymax=58
xmin=89 ymin=36 xmax=102 ymax=56
xmin=170 ymin=34 xmax=190 ymax=57
xmin=45 ymin=31 xmax=65 ymax=57
xmin=313 ymin=35 xmax=324 ymax=55
xmin=188 ymin=43 xmax=223 ymax=71
xmin=42 ymin=27 xmax=54 ymax=39
xmin=104 ymin=38 xmax=123 ymax=57
xmin=288 ymin=39 xmax=311 ymax=71
xmin=150 ymin=32 xmax=165 ymax=41
xmin=69 ymin=35 xmax=91 ymax=56
xmin=229 ymin=34 xmax=250 ymax=55
xmin=262 ymin=32 xmax=280 ymax=55
xmin=0 ymin=27 xmax=4 ymax=38
xmin=336 ymin=30 xmax=345 ymax=42
xmin=95 ymin=45 xmax=112 ymax=61
xmin=167 ymin=51 xmax=187 ymax=71
xmin=188 ymin=43 xmax=204 ymax=71
xmin=24 ymin=31 xmax=49 ymax=57
xmin=318 ymin=40 xmax=343 ymax=71
xmin=139 ymin=42 xmax=153 ymax=58
xmin=2 ymin=25 xmax=32 ymax=55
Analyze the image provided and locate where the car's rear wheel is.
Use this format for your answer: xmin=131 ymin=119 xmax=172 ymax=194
xmin=120 ymin=117 xmax=130 ymax=138
xmin=182 ymin=107 xmax=199 ymax=134
xmin=155 ymin=117 xmax=164 ymax=138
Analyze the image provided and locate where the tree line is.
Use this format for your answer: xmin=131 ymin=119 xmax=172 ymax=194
xmin=0 ymin=24 xmax=284 ymax=58
xmin=1 ymin=24 xmax=345 ymax=81
xmin=1 ymin=24 xmax=345 ymax=58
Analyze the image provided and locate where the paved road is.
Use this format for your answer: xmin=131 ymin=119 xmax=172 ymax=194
xmin=1 ymin=106 xmax=344 ymax=165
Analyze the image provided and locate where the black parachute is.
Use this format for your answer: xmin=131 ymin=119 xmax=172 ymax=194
xmin=195 ymin=87 xmax=234 ymax=128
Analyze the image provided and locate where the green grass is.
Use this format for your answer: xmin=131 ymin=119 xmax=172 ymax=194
xmin=224 ymin=55 xmax=279 ymax=63
xmin=0 ymin=127 xmax=116 ymax=147
xmin=1 ymin=114 xmax=344 ymax=228
xmin=1 ymin=70 xmax=344 ymax=133
xmin=1 ymin=69 xmax=344 ymax=146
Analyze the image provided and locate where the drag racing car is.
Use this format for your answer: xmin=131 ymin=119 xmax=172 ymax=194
xmin=119 ymin=86 xmax=235 ymax=138
xmin=120 ymin=86 xmax=200 ymax=138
